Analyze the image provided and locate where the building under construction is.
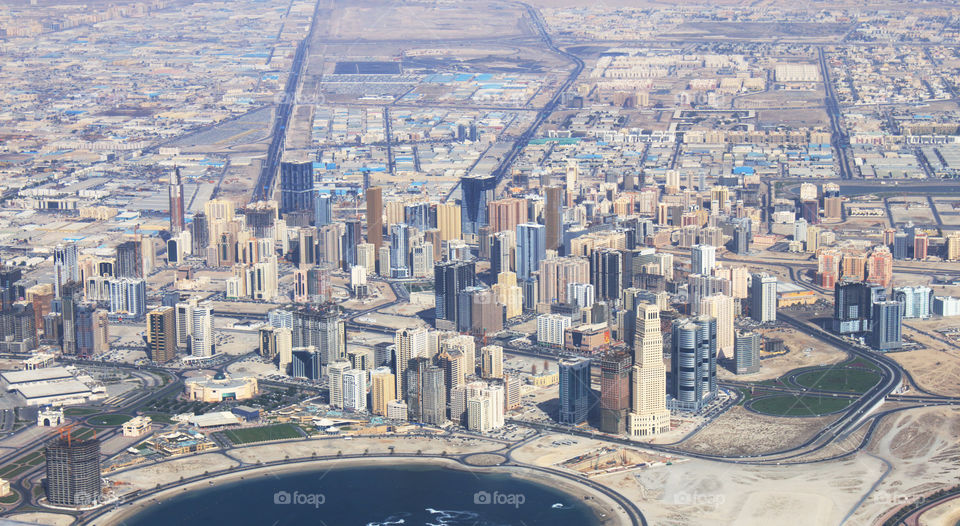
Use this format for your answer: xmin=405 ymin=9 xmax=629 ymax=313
xmin=44 ymin=430 xmax=101 ymax=507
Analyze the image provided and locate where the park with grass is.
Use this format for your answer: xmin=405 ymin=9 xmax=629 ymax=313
xmin=221 ymin=423 xmax=304 ymax=445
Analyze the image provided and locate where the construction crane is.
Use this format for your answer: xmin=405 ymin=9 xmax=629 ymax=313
xmin=57 ymin=422 xmax=78 ymax=446
xmin=55 ymin=422 xmax=95 ymax=446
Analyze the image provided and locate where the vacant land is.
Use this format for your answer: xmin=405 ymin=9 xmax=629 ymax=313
xmin=680 ymin=406 xmax=834 ymax=456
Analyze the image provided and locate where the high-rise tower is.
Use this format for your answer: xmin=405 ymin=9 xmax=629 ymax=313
xmin=628 ymin=302 xmax=671 ymax=438
xmin=169 ymin=167 xmax=185 ymax=234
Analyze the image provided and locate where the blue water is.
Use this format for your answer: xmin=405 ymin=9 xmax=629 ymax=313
xmin=120 ymin=464 xmax=600 ymax=526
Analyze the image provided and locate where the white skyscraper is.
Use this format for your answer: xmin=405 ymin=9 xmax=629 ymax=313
xmin=691 ymin=244 xmax=716 ymax=276
xmin=750 ymin=273 xmax=778 ymax=323
xmin=108 ymin=278 xmax=147 ymax=319
xmin=53 ymin=243 xmax=79 ymax=298
xmin=567 ymin=282 xmax=595 ymax=310
xmin=191 ymin=303 xmax=215 ymax=358
xmin=343 ymin=369 xmax=367 ymax=412
xmin=328 ymin=361 xmax=351 ymax=409
xmin=175 ymin=297 xmax=198 ymax=351
xmin=537 ymin=313 xmax=571 ymax=347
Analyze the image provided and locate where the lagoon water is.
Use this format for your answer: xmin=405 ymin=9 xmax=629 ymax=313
xmin=122 ymin=464 xmax=601 ymax=526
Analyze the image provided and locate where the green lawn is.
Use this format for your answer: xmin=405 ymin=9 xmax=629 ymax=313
xmin=64 ymin=407 xmax=99 ymax=416
xmin=749 ymin=394 xmax=854 ymax=417
xmin=88 ymin=414 xmax=132 ymax=426
xmin=223 ymin=424 xmax=302 ymax=445
xmin=143 ymin=412 xmax=175 ymax=424
xmin=793 ymin=368 xmax=881 ymax=393
xmin=71 ymin=427 xmax=96 ymax=441
xmin=0 ymin=489 xmax=18 ymax=504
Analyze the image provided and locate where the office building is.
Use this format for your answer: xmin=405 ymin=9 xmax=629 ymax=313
xmin=537 ymin=313 xmax=570 ymax=347
xmin=191 ymin=303 xmax=215 ymax=358
xmin=460 ymin=175 xmax=495 ymax=236
xmin=190 ymin=212 xmax=209 ymax=255
xmin=729 ymin=220 xmax=750 ymax=255
xmin=53 ymin=244 xmax=79 ymax=299
xmin=488 ymin=197 xmax=528 ymax=235
xmin=390 ymin=223 xmax=411 ymax=278
xmin=328 ymin=361 xmax=351 ymax=409
xmin=691 ymin=244 xmax=716 ymax=276
xmin=115 ymin=241 xmax=143 ymax=279
xmin=480 ymin=345 xmax=503 ymax=379
xmin=558 ymin=357 xmax=592 ymax=425
xmin=291 ymin=348 xmax=321 ymax=380
xmin=108 ymin=278 xmax=147 ymax=320
xmin=315 ymin=193 xmax=333 ymax=227
xmin=147 ymin=307 xmax=176 ymax=363
xmin=436 ymin=203 xmax=462 ymax=242
xmin=279 ymin=161 xmax=314 ymax=215
xmin=371 ymin=368 xmax=396 ymax=416
xmin=894 ymin=286 xmax=932 ymax=320
xmin=515 ymin=223 xmax=546 ymax=281
xmin=394 ymin=327 xmax=428 ymax=401
xmin=44 ymin=436 xmax=102 ymax=507
xmin=914 ymin=232 xmax=929 ymax=260
xmin=403 ymin=202 xmax=431 ymax=232
xmin=434 ymin=260 xmax=476 ymax=330
xmin=590 ymin=248 xmax=623 ymax=302
xmin=168 ymin=167 xmax=185 ymax=234
xmin=75 ymin=304 xmax=108 ymax=358
xmin=538 ymin=256 xmax=590 ymax=307
xmin=544 ymin=186 xmax=563 ymax=252
xmin=698 ymin=294 xmax=735 ymax=359
xmin=669 ymin=316 xmax=718 ymax=413
xmin=343 ymin=369 xmax=367 ymax=412
xmin=567 ymin=282 xmax=595 ymax=310
xmin=893 ymin=232 xmax=909 ymax=260
xmin=341 ymin=220 xmax=361 ymax=271
xmin=599 ymin=351 xmax=631 ymax=435
xmin=421 ymin=365 xmax=447 ymax=425
xmin=628 ymin=303 xmax=671 ymax=437
xmin=174 ymin=298 xmax=198 ymax=351
xmin=491 ymin=230 xmax=515 ymax=276
xmin=833 ymin=280 xmax=886 ymax=335
xmin=365 ymin=186 xmax=383 ymax=251
xmin=871 ymin=301 xmax=903 ymax=351
xmin=734 ymin=332 xmax=760 ymax=375
xmin=291 ymin=306 xmax=345 ymax=366
xmin=749 ymin=273 xmax=777 ymax=323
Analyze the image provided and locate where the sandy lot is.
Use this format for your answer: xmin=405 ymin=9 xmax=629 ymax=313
xmin=679 ymin=406 xmax=834 ymax=457
xmin=851 ymin=406 xmax=960 ymax=525
xmin=605 ymin=453 xmax=884 ymax=526
xmin=888 ymin=347 xmax=960 ymax=397
xmin=719 ymin=327 xmax=848 ymax=381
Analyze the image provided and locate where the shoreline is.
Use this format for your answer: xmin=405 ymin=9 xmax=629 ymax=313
xmin=92 ymin=456 xmax=634 ymax=526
